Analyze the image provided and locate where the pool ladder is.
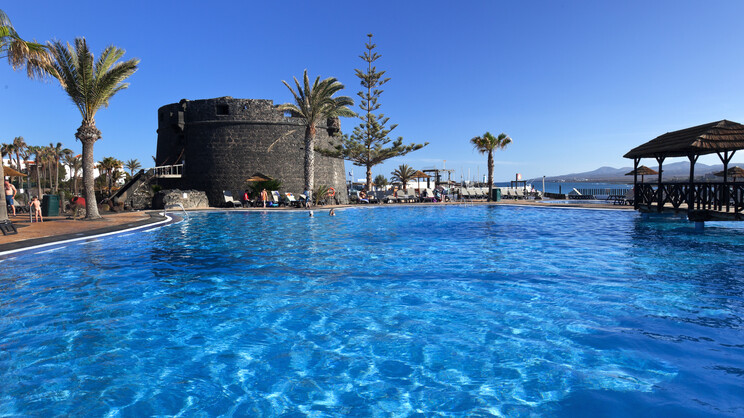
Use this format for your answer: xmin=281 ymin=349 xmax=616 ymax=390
xmin=164 ymin=203 xmax=189 ymax=220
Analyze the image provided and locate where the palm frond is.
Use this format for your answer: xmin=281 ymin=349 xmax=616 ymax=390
xmin=49 ymin=37 xmax=138 ymax=123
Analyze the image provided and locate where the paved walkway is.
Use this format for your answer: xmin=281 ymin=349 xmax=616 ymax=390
xmin=0 ymin=211 xmax=166 ymax=253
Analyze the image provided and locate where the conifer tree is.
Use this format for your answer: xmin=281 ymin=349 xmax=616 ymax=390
xmin=319 ymin=34 xmax=427 ymax=191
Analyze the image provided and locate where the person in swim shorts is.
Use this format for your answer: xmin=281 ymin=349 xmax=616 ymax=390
xmin=4 ymin=180 xmax=17 ymax=216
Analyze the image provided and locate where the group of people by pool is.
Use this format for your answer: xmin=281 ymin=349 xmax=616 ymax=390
xmin=240 ymin=188 xmax=312 ymax=208
xmin=5 ymin=180 xmax=43 ymax=222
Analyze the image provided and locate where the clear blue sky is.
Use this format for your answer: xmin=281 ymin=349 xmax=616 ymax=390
xmin=3 ymin=1 xmax=744 ymax=183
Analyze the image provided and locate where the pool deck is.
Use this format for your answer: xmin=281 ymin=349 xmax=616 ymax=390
xmin=0 ymin=201 xmax=634 ymax=253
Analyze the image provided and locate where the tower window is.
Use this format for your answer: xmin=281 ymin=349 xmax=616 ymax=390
xmin=216 ymin=104 xmax=229 ymax=115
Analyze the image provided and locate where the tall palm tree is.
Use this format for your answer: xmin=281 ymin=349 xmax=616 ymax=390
xmin=48 ymin=38 xmax=139 ymax=219
xmin=1 ymin=142 xmax=14 ymax=165
xmin=27 ymin=145 xmax=43 ymax=198
xmin=38 ymin=145 xmax=52 ymax=192
xmin=12 ymin=136 xmax=27 ymax=175
xmin=278 ymin=70 xmax=354 ymax=201
xmin=0 ymin=9 xmax=52 ymax=222
xmin=63 ymin=154 xmax=82 ymax=195
xmin=98 ymin=156 xmax=123 ymax=196
xmin=470 ymin=132 xmax=512 ymax=202
xmin=19 ymin=146 xmax=31 ymax=196
xmin=49 ymin=142 xmax=71 ymax=193
xmin=125 ymin=158 xmax=141 ymax=176
xmin=111 ymin=158 xmax=123 ymax=193
xmin=390 ymin=164 xmax=417 ymax=191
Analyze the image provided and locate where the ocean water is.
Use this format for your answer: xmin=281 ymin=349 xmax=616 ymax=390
xmin=1 ymin=206 xmax=743 ymax=416
xmin=495 ymin=181 xmax=632 ymax=195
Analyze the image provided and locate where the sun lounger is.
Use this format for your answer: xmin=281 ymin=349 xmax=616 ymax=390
xmin=299 ymin=194 xmax=309 ymax=207
xmin=284 ymin=192 xmax=302 ymax=207
xmin=515 ymin=188 xmax=525 ymax=199
xmin=399 ymin=190 xmax=416 ymax=203
xmin=421 ymin=188 xmax=438 ymax=202
xmin=270 ymin=191 xmax=285 ymax=207
xmin=356 ymin=191 xmax=370 ymax=204
xmin=223 ymin=190 xmax=243 ymax=207
xmin=382 ymin=191 xmax=398 ymax=203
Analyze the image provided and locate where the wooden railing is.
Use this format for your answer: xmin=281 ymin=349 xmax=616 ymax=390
xmin=153 ymin=164 xmax=183 ymax=178
xmin=636 ymin=182 xmax=744 ymax=214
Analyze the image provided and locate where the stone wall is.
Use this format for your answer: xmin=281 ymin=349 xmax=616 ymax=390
xmin=156 ymin=97 xmax=348 ymax=206
xmin=152 ymin=189 xmax=209 ymax=210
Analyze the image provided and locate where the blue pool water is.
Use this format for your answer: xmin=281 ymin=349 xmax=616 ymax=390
xmin=1 ymin=206 xmax=743 ymax=416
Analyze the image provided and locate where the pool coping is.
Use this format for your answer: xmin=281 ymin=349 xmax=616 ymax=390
xmin=0 ymin=212 xmax=177 ymax=260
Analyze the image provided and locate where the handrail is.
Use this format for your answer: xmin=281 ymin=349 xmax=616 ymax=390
xmin=152 ymin=164 xmax=183 ymax=178
xmin=636 ymin=182 xmax=744 ymax=214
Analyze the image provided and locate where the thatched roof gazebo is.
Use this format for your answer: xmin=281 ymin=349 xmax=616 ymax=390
xmin=624 ymin=120 xmax=744 ymax=222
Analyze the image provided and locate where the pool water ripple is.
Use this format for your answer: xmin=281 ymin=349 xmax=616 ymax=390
xmin=1 ymin=205 xmax=744 ymax=416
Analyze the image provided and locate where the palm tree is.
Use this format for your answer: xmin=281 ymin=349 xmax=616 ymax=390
xmin=49 ymin=142 xmax=71 ymax=193
xmin=125 ymin=158 xmax=141 ymax=176
xmin=19 ymin=145 xmax=31 ymax=197
xmin=12 ymin=136 xmax=27 ymax=175
xmin=27 ymin=145 xmax=43 ymax=198
xmin=48 ymin=38 xmax=139 ymax=219
xmin=63 ymin=154 xmax=82 ymax=195
xmin=0 ymin=9 xmax=52 ymax=222
xmin=278 ymin=70 xmax=354 ymax=201
xmin=1 ymin=142 xmax=14 ymax=165
xmin=390 ymin=164 xmax=417 ymax=191
xmin=0 ymin=10 xmax=52 ymax=80
xmin=97 ymin=157 xmax=114 ymax=196
xmin=40 ymin=145 xmax=53 ymax=192
xmin=470 ymin=132 xmax=512 ymax=202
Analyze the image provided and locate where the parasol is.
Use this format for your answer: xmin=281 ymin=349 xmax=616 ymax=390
xmin=3 ymin=166 xmax=27 ymax=178
xmin=713 ymin=166 xmax=744 ymax=182
xmin=625 ymin=165 xmax=658 ymax=183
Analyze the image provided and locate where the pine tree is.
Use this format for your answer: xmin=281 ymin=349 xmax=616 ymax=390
xmin=319 ymin=34 xmax=427 ymax=191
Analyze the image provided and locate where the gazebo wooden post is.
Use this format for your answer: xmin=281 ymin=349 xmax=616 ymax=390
xmin=688 ymin=154 xmax=699 ymax=212
xmin=655 ymin=156 xmax=665 ymax=212
xmin=633 ymin=158 xmax=640 ymax=209
xmin=717 ymin=150 xmax=735 ymax=212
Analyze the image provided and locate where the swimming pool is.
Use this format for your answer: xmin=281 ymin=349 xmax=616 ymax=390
xmin=1 ymin=206 xmax=743 ymax=416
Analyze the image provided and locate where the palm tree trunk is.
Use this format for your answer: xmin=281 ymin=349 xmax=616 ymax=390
xmin=487 ymin=150 xmax=494 ymax=202
xmin=304 ymin=125 xmax=316 ymax=202
xmin=54 ymin=158 xmax=59 ymax=193
xmin=0 ymin=164 xmax=7 ymax=222
xmin=76 ymin=123 xmax=103 ymax=220
xmin=35 ymin=164 xmax=42 ymax=198
xmin=26 ymin=166 xmax=31 ymax=200
xmin=81 ymin=140 xmax=101 ymax=219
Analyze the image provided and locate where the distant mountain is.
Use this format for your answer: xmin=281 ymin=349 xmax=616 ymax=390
xmin=529 ymin=162 xmax=730 ymax=183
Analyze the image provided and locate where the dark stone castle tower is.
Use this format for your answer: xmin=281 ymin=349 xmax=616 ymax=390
xmin=156 ymin=97 xmax=348 ymax=205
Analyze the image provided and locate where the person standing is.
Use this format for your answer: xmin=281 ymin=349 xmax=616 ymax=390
xmin=260 ymin=188 xmax=268 ymax=208
xmin=4 ymin=180 xmax=17 ymax=216
xmin=29 ymin=196 xmax=42 ymax=222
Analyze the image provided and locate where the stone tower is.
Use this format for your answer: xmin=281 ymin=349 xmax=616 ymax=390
xmin=156 ymin=97 xmax=348 ymax=205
